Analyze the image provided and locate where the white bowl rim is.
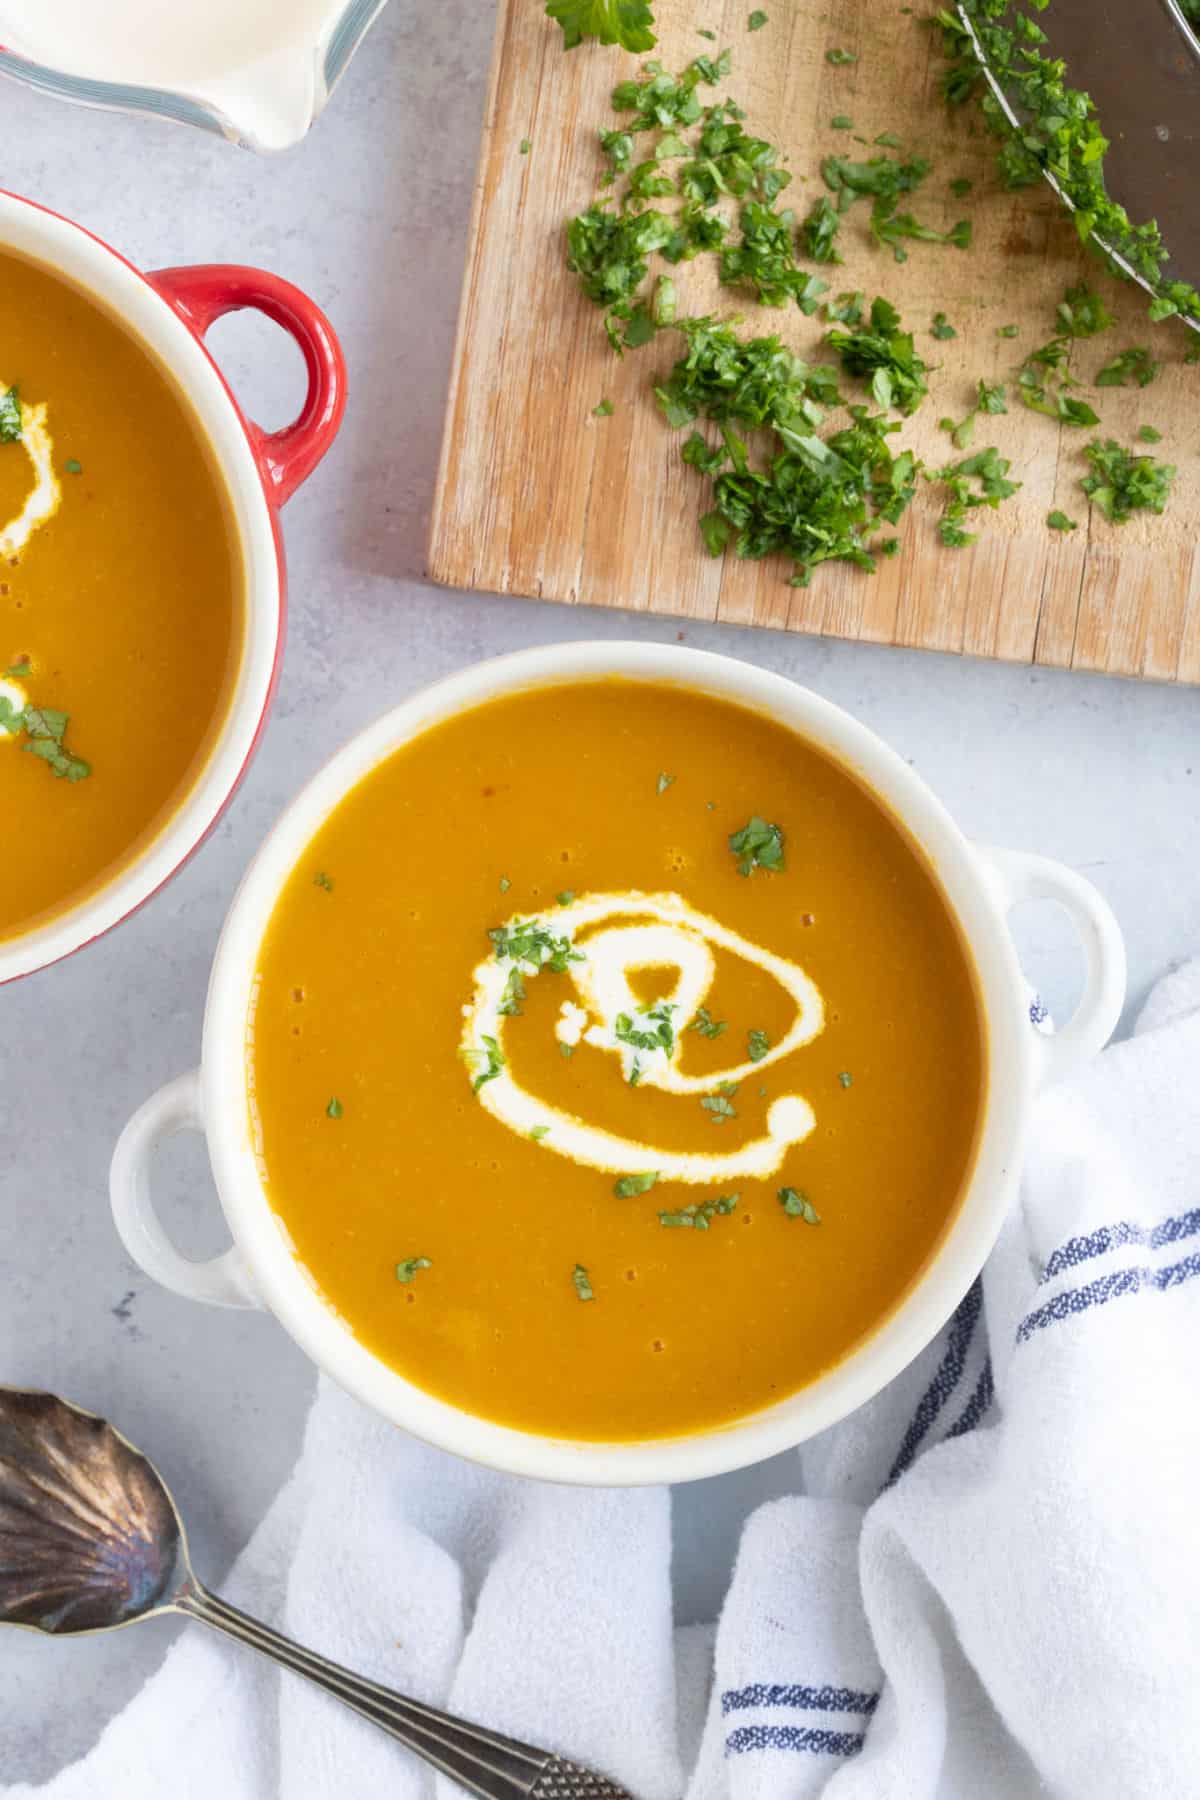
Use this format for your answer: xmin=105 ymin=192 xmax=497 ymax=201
xmin=0 ymin=189 xmax=282 ymax=988
xmin=198 ymin=641 xmax=1034 ymax=1486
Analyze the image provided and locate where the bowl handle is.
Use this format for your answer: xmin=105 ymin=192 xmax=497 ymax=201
xmin=976 ymin=845 xmax=1127 ymax=1091
xmin=146 ymin=264 xmax=347 ymax=507
xmin=109 ymin=1071 xmax=260 ymax=1309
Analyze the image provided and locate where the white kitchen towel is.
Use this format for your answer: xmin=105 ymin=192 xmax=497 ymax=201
xmin=11 ymin=961 xmax=1200 ymax=1800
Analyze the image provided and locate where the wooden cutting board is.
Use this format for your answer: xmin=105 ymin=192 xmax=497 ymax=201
xmin=429 ymin=0 xmax=1200 ymax=681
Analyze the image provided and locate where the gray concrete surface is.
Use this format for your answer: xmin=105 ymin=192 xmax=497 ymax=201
xmin=1 ymin=3 xmax=1197 ymax=1784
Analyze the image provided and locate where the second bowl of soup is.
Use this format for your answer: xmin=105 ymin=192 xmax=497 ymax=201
xmin=110 ymin=644 xmax=1126 ymax=1483
xmin=0 ymin=190 xmax=345 ymax=984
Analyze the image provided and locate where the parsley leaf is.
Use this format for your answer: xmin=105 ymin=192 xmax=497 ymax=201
xmin=748 ymin=9 xmax=768 ymax=27
xmin=689 ymin=1006 xmax=727 ymax=1038
xmin=615 ymin=1000 xmax=676 ymax=1055
xmin=462 ymin=1035 xmax=506 ymax=1093
xmin=658 ymin=1193 xmax=738 ymax=1227
xmin=720 ymin=201 xmax=828 ymax=311
xmin=1095 ymin=348 xmax=1160 ymax=389
xmin=396 ymin=1257 xmax=431 ymax=1283
xmin=801 ymin=196 xmax=843 ymax=265
xmin=1046 ymin=509 xmax=1077 ymax=531
xmin=826 ymin=47 xmax=857 ymax=64
xmin=700 ymin=1083 xmax=739 ymax=1122
xmin=1056 ymin=283 xmax=1115 ymax=339
xmin=778 ymin=1186 xmax=821 ymax=1224
xmin=747 ymin=1028 xmax=770 ymax=1061
xmin=326 ymin=1097 xmax=343 ymax=1119
xmin=572 ymin=1263 xmax=595 ymax=1300
xmin=826 ymin=296 xmax=929 ymax=415
xmin=14 ymin=701 xmax=91 ymax=781
xmin=313 ymin=871 xmax=334 ymax=892
xmin=614 ymin=1170 xmax=659 ymax=1196
xmin=546 ymin=0 xmax=656 ymax=52
xmin=593 ymin=397 xmax=614 ymax=416
xmin=498 ymin=966 xmax=527 ymax=1017
xmin=657 ymin=770 xmax=676 ymax=793
xmin=838 ymin=1070 xmax=853 ymax=1088
xmin=1080 ymin=439 xmax=1176 ymax=523
xmin=729 ymin=815 xmax=784 ymax=875
xmin=0 ymin=387 xmax=21 ymax=443
xmin=490 ymin=918 xmax=582 ymax=972
xmin=931 ymin=311 xmax=957 ymax=340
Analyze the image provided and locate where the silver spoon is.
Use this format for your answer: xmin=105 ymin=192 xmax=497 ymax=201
xmin=0 ymin=1387 xmax=633 ymax=1800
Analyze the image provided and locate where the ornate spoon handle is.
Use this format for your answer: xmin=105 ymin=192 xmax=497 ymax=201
xmin=177 ymin=1581 xmax=635 ymax=1800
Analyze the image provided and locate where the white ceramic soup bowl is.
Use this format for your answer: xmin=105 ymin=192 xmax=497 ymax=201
xmin=110 ymin=643 xmax=1126 ymax=1486
xmin=0 ymin=188 xmax=346 ymax=986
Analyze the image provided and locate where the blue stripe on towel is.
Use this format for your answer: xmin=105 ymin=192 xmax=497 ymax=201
xmin=1041 ymin=1207 xmax=1200 ymax=1282
xmin=722 ymin=1684 xmax=879 ymax=1716
xmin=1016 ymin=1251 xmax=1200 ymax=1344
xmin=884 ymin=1275 xmax=983 ymax=1488
xmin=945 ymin=1354 xmax=994 ymax=1440
xmin=725 ymin=1726 xmax=865 ymax=1758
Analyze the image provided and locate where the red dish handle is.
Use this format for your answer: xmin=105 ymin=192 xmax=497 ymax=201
xmin=147 ymin=264 xmax=346 ymax=508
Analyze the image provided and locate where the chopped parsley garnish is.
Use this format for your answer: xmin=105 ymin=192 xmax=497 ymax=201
xmin=657 ymin=770 xmax=676 ymax=793
xmin=747 ymin=1028 xmax=770 ymax=1061
xmin=729 ymin=815 xmax=784 ymax=876
xmin=838 ymin=1070 xmax=853 ymax=1088
xmin=1046 ymin=510 xmax=1077 ymax=532
xmin=572 ymin=1263 xmax=595 ymax=1300
xmin=64 ymin=457 xmax=82 ymax=474
xmin=557 ymin=889 xmax=576 ymax=905
xmin=326 ymin=1097 xmax=343 ymax=1119
xmin=658 ymin=1193 xmax=738 ymax=1228
xmin=560 ymin=1042 xmax=576 ymax=1059
xmin=313 ymin=871 xmax=334 ymax=892
xmin=462 ymin=1035 xmax=505 ymax=1092
xmin=490 ymin=917 xmax=582 ymax=972
xmin=940 ymin=378 xmax=1007 ymax=451
xmin=593 ymin=398 xmax=614 ymax=417
xmin=1080 ymin=439 xmax=1176 ymax=523
xmin=1055 ymin=283 xmax=1114 ymax=340
xmin=935 ymin=446 xmax=1020 ymax=546
xmin=826 ymin=47 xmax=857 ymax=64
xmin=825 ymin=295 xmax=929 ymax=415
xmin=566 ymin=204 xmax=676 ymax=352
xmin=801 ymin=196 xmax=843 ymax=265
xmin=615 ymin=1000 xmax=676 ymax=1055
xmin=614 ymin=1170 xmax=659 ymax=1196
xmin=870 ymin=212 xmax=971 ymax=263
xmin=1014 ymin=338 xmax=1098 ymax=428
xmin=529 ymin=1124 xmax=551 ymax=1142
xmin=700 ymin=1082 xmax=739 ymax=1123
xmin=0 ymin=387 xmax=20 ymax=443
xmin=1095 ymin=348 xmax=1160 ymax=390
xmin=5 ymin=655 xmax=30 ymax=677
xmin=396 ymin=1257 xmax=431 ymax=1283
xmin=778 ymin=1186 xmax=820 ymax=1224
xmin=930 ymin=312 xmax=957 ymax=340
xmin=498 ymin=966 xmax=527 ymax=1017
xmin=748 ymin=9 xmax=767 ymax=27
xmin=719 ymin=201 xmax=828 ymax=312
xmin=0 ymin=694 xmax=92 ymax=782
xmin=545 ymin=0 xmax=656 ymax=52
xmin=689 ymin=1006 xmax=727 ymax=1038
xmin=499 ymin=876 xmax=511 ymax=893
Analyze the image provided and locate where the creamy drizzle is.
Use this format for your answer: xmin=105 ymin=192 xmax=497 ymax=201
xmin=461 ymin=891 xmax=824 ymax=1183
xmin=0 ymin=397 xmax=61 ymax=559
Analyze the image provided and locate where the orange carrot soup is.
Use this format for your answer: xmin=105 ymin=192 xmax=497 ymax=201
xmin=250 ymin=681 xmax=985 ymax=1442
xmin=0 ymin=252 xmax=242 ymax=942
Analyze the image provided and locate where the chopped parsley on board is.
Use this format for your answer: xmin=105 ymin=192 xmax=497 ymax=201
xmin=1080 ymin=440 xmax=1176 ymax=522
